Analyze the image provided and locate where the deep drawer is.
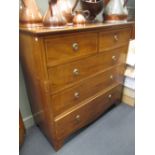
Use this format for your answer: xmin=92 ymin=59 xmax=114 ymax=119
xmin=51 ymin=65 xmax=125 ymax=116
xmin=54 ymin=85 xmax=123 ymax=140
xmin=99 ymin=28 xmax=130 ymax=52
xmin=44 ymin=32 xmax=98 ymax=66
xmin=48 ymin=46 xmax=128 ymax=93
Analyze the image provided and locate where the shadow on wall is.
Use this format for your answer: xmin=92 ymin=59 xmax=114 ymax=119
xmin=19 ymin=64 xmax=35 ymax=129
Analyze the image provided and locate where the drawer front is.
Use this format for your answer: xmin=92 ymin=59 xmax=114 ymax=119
xmin=55 ymin=85 xmax=123 ymax=140
xmin=45 ymin=32 xmax=98 ymax=66
xmin=51 ymin=65 xmax=125 ymax=116
xmin=99 ymin=28 xmax=130 ymax=52
xmin=48 ymin=46 xmax=128 ymax=93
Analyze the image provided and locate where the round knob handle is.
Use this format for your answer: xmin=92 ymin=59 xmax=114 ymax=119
xmin=75 ymin=115 xmax=80 ymax=121
xmin=114 ymin=34 xmax=118 ymax=41
xmin=112 ymin=55 xmax=117 ymax=61
xmin=72 ymin=43 xmax=79 ymax=51
xmin=108 ymin=94 xmax=112 ymax=99
xmin=74 ymin=92 xmax=80 ymax=99
xmin=73 ymin=68 xmax=79 ymax=76
xmin=110 ymin=75 xmax=113 ymax=80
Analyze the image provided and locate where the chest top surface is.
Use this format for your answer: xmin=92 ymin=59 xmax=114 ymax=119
xmin=19 ymin=21 xmax=134 ymax=36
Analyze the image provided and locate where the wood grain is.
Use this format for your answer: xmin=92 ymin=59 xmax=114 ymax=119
xmin=51 ymin=64 xmax=125 ymax=117
xmin=99 ymin=28 xmax=131 ymax=52
xmin=55 ymin=84 xmax=122 ymax=140
xmin=20 ymin=22 xmax=131 ymax=151
xmin=48 ymin=46 xmax=128 ymax=93
xmin=45 ymin=32 xmax=98 ymax=66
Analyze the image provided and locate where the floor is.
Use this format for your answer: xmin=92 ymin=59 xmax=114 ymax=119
xmin=20 ymin=103 xmax=135 ymax=155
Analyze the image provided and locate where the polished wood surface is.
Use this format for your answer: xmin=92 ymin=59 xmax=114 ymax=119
xmin=20 ymin=22 xmax=132 ymax=151
xmin=55 ymin=84 xmax=122 ymax=140
xmin=19 ymin=22 xmax=133 ymax=35
xmin=51 ymin=64 xmax=125 ymax=117
xmin=99 ymin=28 xmax=130 ymax=52
xmin=48 ymin=46 xmax=128 ymax=93
xmin=19 ymin=111 xmax=25 ymax=147
xmin=45 ymin=32 xmax=98 ymax=66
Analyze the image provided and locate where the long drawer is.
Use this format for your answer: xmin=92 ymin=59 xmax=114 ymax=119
xmin=44 ymin=32 xmax=98 ymax=66
xmin=48 ymin=46 xmax=128 ymax=93
xmin=51 ymin=65 xmax=125 ymax=117
xmin=54 ymin=84 xmax=123 ymax=140
xmin=99 ymin=28 xmax=130 ymax=52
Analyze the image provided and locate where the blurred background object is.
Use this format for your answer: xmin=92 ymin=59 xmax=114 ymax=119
xmin=104 ymin=0 xmax=128 ymax=23
xmin=19 ymin=0 xmax=42 ymax=27
xmin=80 ymin=0 xmax=104 ymax=21
xmin=43 ymin=0 xmax=67 ymax=27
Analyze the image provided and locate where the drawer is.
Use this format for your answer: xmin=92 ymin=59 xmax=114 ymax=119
xmin=51 ymin=65 xmax=125 ymax=116
xmin=99 ymin=28 xmax=130 ymax=52
xmin=55 ymin=85 xmax=123 ymax=140
xmin=45 ymin=32 xmax=98 ymax=66
xmin=48 ymin=46 xmax=128 ymax=93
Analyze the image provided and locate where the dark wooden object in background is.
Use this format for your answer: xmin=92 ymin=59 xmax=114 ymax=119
xmin=130 ymin=22 xmax=135 ymax=39
xmin=19 ymin=111 xmax=25 ymax=147
xmin=20 ymin=22 xmax=133 ymax=151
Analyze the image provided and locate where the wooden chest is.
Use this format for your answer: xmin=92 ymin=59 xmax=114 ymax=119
xmin=20 ymin=22 xmax=132 ymax=151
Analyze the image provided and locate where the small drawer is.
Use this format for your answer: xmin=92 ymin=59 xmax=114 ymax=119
xmin=99 ymin=28 xmax=130 ymax=52
xmin=48 ymin=46 xmax=128 ymax=93
xmin=54 ymin=85 xmax=123 ymax=140
xmin=44 ymin=32 xmax=98 ymax=66
xmin=51 ymin=64 xmax=125 ymax=116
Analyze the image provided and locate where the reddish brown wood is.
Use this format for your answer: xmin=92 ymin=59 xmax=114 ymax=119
xmin=45 ymin=32 xmax=98 ymax=66
xmin=19 ymin=22 xmax=132 ymax=151
xmin=55 ymin=84 xmax=123 ymax=140
xmin=130 ymin=22 xmax=135 ymax=40
xmin=48 ymin=46 xmax=128 ymax=93
xmin=19 ymin=111 xmax=25 ymax=147
xmin=99 ymin=28 xmax=131 ymax=52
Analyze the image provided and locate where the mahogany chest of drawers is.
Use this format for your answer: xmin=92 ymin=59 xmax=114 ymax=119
xmin=20 ymin=22 xmax=132 ymax=151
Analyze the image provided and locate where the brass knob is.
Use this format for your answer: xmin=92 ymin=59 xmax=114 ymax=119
xmin=114 ymin=34 xmax=118 ymax=41
xmin=112 ymin=55 xmax=117 ymax=61
xmin=72 ymin=42 xmax=79 ymax=51
xmin=74 ymin=92 xmax=80 ymax=99
xmin=75 ymin=115 xmax=80 ymax=121
xmin=35 ymin=37 xmax=38 ymax=42
xmin=108 ymin=94 xmax=112 ymax=99
xmin=73 ymin=68 xmax=79 ymax=76
xmin=110 ymin=75 xmax=113 ymax=80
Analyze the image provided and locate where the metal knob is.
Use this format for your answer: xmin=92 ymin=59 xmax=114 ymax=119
xmin=108 ymin=94 xmax=112 ymax=99
xmin=73 ymin=68 xmax=79 ymax=76
xmin=112 ymin=55 xmax=117 ymax=61
xmin=110 ymin=75 xmax=113 ymax=80
xmin=74 ymin=92 xmax=80 ymax=99
xmin=114 ymin=34 xmax=118 ymax=41
xmin=72 ymin=42 xmax=79 ymax=51
xmin=75 ymin=115 xmax=80 ymax=121
xmin=35 ymin=37 xmax=38 ymax=42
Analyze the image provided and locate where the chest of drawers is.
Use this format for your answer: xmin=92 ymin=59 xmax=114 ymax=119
xmin=20 ymin=22 xmax=132 ymax=151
